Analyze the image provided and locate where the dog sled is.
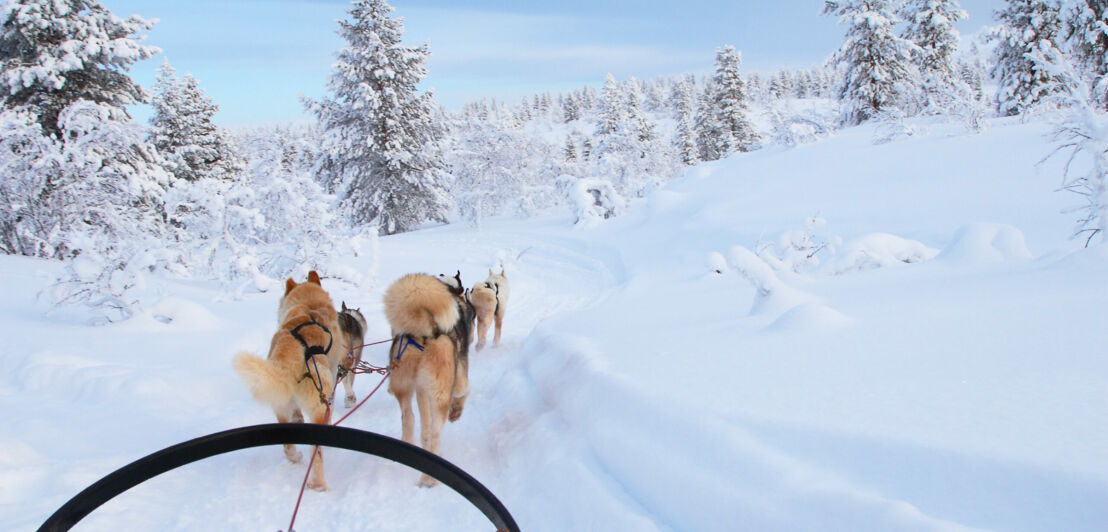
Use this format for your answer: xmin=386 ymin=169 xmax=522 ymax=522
xmin=37 ymin=423 xmax=519 ymax=532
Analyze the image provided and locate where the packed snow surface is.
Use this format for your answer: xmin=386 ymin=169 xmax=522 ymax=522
xmin=1 ymin=118 xmax=1105 ymax=531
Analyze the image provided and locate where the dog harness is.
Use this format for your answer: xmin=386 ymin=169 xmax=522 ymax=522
xmin=484 ymin=282 xmax=501 ymax=316
xmin=290 ymin=317 xmax=333 ymax=360
xmin=389 ymin=335 xmax=425 ymax=370
xmin=290 ymin=317 xmax=335 ymax=406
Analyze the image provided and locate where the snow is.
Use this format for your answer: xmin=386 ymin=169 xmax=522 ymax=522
xmin=2 ymin=116 xmax=1107 ymax=531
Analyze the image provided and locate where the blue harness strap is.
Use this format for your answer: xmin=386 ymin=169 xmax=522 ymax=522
xmin=391 ymin=335 xmax=425 ymax=369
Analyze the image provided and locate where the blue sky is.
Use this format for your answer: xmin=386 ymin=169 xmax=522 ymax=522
xmin=102 ymin=0 xmax=1005 ymax=126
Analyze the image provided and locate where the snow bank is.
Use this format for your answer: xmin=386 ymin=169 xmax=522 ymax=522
xmin=727 ymin=245 xmax=820 ymax=317
xmin=937 ymin=223 xmax=1033 ymax=264
xmin=828 ymin=232 xmax=940 ymax=274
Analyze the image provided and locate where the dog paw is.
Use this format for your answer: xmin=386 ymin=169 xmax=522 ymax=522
xmin=417 ymin=474 xmax=438 ymax=488
xmin=344 ymin=394 xmax=356 ymax=408
xmin=285 ymin=449 xmax=303 ymax=464
xmin=308 ymin=479 xmax=329 ymax=492
xmin=448 ymin=403 xmax=464 ymax=422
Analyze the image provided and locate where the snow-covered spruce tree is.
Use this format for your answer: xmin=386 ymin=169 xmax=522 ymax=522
xmin=564 ymin=135 xmax=578 ymax=163
xmin=670 ymin=77 xmax=700 ymax=165
xmin=695 ymin=83 xmax=728 ymax=161
xmin=625 ymin=77 xmax=657 ymax=148
xmin=990 ymin=0 xmax=1070 ymax=117
xmin=597 ymin=73 xmax=624 ymax=136
xmin=0 ymin=0 xmax=166 ymax=263
xmin=564 ymin=93 xmax=581 ymax=122
xmin=770 ymin=69 xmax=794 ymax=99
xmin=824 ymin=0 xmax=919 ymax=125
xmin=711 ymin=45 xmax=759 ymax=152
xmin=149 ymin=60 xmax=243 ymax=182
xmin=306 ymin=0 xmax=449 ymax=235
xmin=591 ymin=74 xmax=670 ymax=198
xmin=900 ymin=0 xmax=969 ymax=112
xmin=0 ymin=0 xmax=158 ymax=138
xmin=1062 ymin=0 xmax=1108 ymax=109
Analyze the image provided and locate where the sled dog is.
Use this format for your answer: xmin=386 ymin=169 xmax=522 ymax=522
xmin=337 ymin=302 xmax=368 ymax=408
xmin=469 ymin=269 xmax=510 ymax=351
xmin=383 ymin=272 xmax=475 ymax=487
xmin=232 ymin=271 xmax=343 ymax=491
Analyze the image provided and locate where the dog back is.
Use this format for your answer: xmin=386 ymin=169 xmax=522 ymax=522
xmin=383 ymin=274 xmax=459 ymax=338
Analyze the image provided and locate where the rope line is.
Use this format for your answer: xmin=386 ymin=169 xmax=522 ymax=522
xmin=285 ymin=337 xmax=397 ymax=532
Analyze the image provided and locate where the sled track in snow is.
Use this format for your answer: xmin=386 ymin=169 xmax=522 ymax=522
xmin=38 ymin=424 xmax=518 ymax=532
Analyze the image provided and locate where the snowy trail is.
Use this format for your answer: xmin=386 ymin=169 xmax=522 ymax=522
xmin=3 ymin=119 xmax=1107 ymax=532
xmin=16 ymin=220 xmax=632 ymax=532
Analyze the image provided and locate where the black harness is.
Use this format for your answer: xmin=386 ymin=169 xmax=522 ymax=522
xmin=289 ymin=317 xmax=334 ymax=360
xmin=485 ymin=282 xmax=501 ymax=316
xmin=291 ymin=316 xmax=336 ymax=405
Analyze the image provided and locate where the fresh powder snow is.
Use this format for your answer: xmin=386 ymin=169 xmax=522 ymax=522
xmin=1 ymin=116 xmax=1106 ymax=531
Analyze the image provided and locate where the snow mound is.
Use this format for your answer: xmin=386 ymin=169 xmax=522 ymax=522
xmin=766 ymin=302 xmax=853 ymax=332
xmin=129 ymin=297 xmax=223 ymax=331
xmin=938 ymin=223 xmax=1033 ymax=264
xmin=14 ymin=352 xmax=135 ymax=399
xmin=728 ymin=245 xmax=819 ymax=317
xmin=829 ymin=233 xmax=939 ymax=274
xmin=706 ymin=251 xmax=728 ymax=274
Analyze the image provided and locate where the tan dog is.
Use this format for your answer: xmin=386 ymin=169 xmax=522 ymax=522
xmin=337 ymin=302 xmax=368 ymax=408
xmin=383 ymin=272 xmax=475 ymax=487
xmin=232 ymin=271 xmax=343 ymax=491
xmin=469 ymin=269 xmax=509 ymax=351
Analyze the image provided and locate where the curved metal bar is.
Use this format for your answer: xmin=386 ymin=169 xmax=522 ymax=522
xmin=38 ymin=423 xmax=518 ymax=532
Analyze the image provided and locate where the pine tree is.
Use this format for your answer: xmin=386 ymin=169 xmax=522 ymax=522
xmin=149 ymin=60 xmax=243 ymax=182
xmin=625 ymin=77 xmax=656 ymax=146
xmin=990 ymin=0 xmax=1069 ymax=116
xmin=900 ymin=0 xmax=968 ymax=111
xmin=306 ymin=0 xmax=449 ymax=235
xmin=695 ymin=86 xmax=728 ymax=161
xmin=1063 ymin=0 xmax=1108 ymax=109
xmin=795 ymin=70 xmax=812 ymax=98
xmin=0 ymin=0 xmax=159 ymax=137
xmin=564 ymin=135 xmax=577 ymax=163
xmin=671 ymin=78 xmax=700 ymax=166
xmin=712 ymin=46 xmax=759 ymax=152
xmin=563 ymin=93 xmax=581 ymax=122
xmin=593 ymin=74 xmax=666 ymax=197
xmin=0 ymin=1 xmax=167 ymax=263
xmin=597 ymin=73 xmax=623 ymax=136
xmin=746 ymin=72 xmax=765 ymax=101
xmin=824 ymin=0 xmax=919 ymax=125
xmin=774 ymin=69 xmax=796 ymax=99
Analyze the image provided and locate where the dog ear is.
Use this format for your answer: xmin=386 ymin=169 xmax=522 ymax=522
xmin=285 ymin=278 xmax=297 ymax=295
xmin=488 ymin=268 xmax=493 ymax=276
xmin=450 ymin=270 xmax=465 ymax=296
xmin=500 ymin=268 xmax=505 ymax=277
xmin=341 ymin=301 xmax=348 ymax=312
xmin=308 ymin=270 xmax=322 ymax=286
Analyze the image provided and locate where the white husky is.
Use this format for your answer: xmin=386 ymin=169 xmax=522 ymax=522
xmin=468 ymin=269 xmax=509 ymax=351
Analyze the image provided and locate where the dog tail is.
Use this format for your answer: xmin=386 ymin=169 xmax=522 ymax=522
xmin=232 ymin=351 xmax=294 ymax=406
xmin=384 ymin=273 xmax=459 ymax=337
